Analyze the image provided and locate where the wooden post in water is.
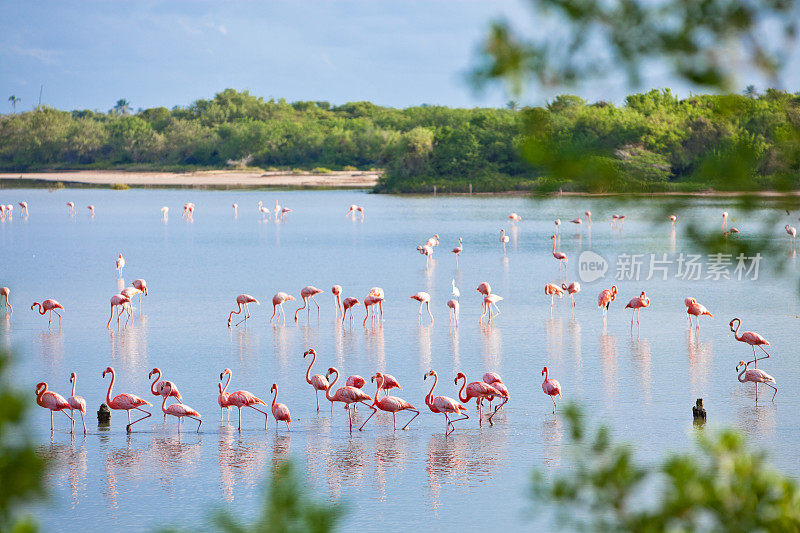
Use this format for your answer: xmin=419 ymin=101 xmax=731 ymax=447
xmin=469 ymin=183 xmax=472 ymax=195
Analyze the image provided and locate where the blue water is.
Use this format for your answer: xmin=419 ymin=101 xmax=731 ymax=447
xmin=1 ymin=188 xmax=798 ymax=531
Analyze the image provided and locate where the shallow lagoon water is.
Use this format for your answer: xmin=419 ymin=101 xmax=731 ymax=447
xmin=2 ymin=188 xmax=799 ymax=531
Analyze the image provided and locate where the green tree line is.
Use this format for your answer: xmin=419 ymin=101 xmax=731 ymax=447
xmin=3 ymin=88 xmax=800 ymax=193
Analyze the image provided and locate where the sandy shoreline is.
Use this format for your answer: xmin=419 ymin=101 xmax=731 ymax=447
xmin=0 ymin=169 xmax=381 ymax=188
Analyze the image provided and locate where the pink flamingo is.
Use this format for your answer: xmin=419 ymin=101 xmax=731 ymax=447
xmin=18 ymin=201 xmax=28 ymax=216
xmin=359 ymin=372 xmax=419 ymax=431
xmin=160 ymin=382 xmax=202 ymax=432
xmin=149 ymin=368 xmax=182 ymax=402
xmin=270 ymin=292 xmax=296 ymax=324
xmin=303 ymin=348 xmax=330 ymax=411
xmin=541 ymin=366 xmax=562 ymax=413
xmin=669 ymin=214 xmax=677 ymax=230
xmin=417 ymin=244 xmax=434 ymax=267
xmin=423 ymin=370 xmax=468 ymax=436
xmin=346 ymin=374 xmax=367 ymax=411
xmin=294 ymin=286 xmax=324 ymax=321
xmin=722 ymin=211 xmax=728 ymax=233
xmin=480 ymin=293 xmax=503 ymax=324
xmin=729 ymin=318 xmax=771 ymax=366
xmin=87 ymin=205 xmax=95 ymax=216
xmin=232 ymin=203 xmax=238 ymax=217
xmin=368 ymin=287 xmax=385 ymax=320
xmin=325 ymin=367 xmax=373 ymax=432
xmin=132 ymin=278 xmax=148 ymax=307
xmin=625 ymin=291 xmax=651 ymax=329
xmin=570 ymin=217 xmax=582 ymax=227
xmin=597 ymin=285 xmax=617 ymax=321
xmin=363 ymin=294 xmax=384 ymax=326
xmin=35 ymin=382 xmax=73 ymax=432
xmin=685 ymin=298 xmax=713 ymax=329
xmin=452 ymin=238 xmax=463 ymax=267
xmin=278 ymin=207 xmax=292 ymax=220
xmin=455 ymin=372 xmax=503 ymax=425
xmin=377 ymin=373 xmax=402 ymax=397
xmin=736 ymin=360 xmax=777 ymax=402
xmin=270 ymin=384 xmax=292 ymax=431
xmin=346 ymin=204 xmax=364 ymax=220
xmin=67 ymin=372 xmax=87 ymax=434
xmin=31 ymin=299 xmax=64 ymax=327
xmin=103 ymin=366 xmax=152 ymax=432
xmin=585 ymin=210 xmax=592 ymax=225
xmin=554 ymin=218 xmax=561 ymax=234
xmin=107 ymin=294 xmax=131 ymax=329
xmin=217 ymin=382 xmax=231 ymax=421
xmin=545 ymin=283 xmax=564 ymax=311
xmin=257 ymin=201 xmax=270 ymax=220
xmin=562 ymin=281 xmax=581 ymax=311
xmin=447 ymin=299 xmax=459 ymax=326
xmin=66 ymin=202 xmax=76 ymax=215
xmin=342 ymin=296 xmax=360 ymax=326
xmin=228 ymin=294 xmax=259 ymax=326
xmin=483 ymin=372 xmax=509 ymax=413
xmin=332 ymin=285 xmax=343 ymax=316
xmin=219 ymin=368 xmax=268 ymax=430
xmin=508 ymin=213 xmax=522 ymax=221
xmin=786 ymin=224 xmax=797 ymax=249
xmin=500 ymin=229 xmax=510 ymax=254
xmin=410 ymin=292 xmax=433 ymax=323
xmin=611 ymin=214 xmax=619 ymax=227
xmin=0 ymin=287 xmax=11 ymax=316
xmin=550 ymin=234 xmax=568 ymax=273
xmin=116 ymin=253 xmax=125 ymax=277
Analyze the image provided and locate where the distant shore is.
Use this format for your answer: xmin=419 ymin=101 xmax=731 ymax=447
xmin=0 ymin=169 xmax=381 ymax=189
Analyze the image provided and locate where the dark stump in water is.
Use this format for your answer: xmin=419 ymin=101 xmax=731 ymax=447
xmin=692 ymin=398 xmax=706 ymax=423
xmin=97 ymin=403 xmax=111 ymax=424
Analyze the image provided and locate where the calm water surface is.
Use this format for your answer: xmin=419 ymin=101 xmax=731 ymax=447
xmin=1 ymin=189 xmax=799 ymax=531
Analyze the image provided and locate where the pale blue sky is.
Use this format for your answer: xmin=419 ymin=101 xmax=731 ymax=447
xmin=1 ymin=1 xmax=796 ymax=112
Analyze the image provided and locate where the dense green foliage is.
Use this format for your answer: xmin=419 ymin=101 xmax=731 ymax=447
xmin=4 ymin=88 xmax=800 ymax=193
xmin=533 ymin=404 xmax=800 ymax=531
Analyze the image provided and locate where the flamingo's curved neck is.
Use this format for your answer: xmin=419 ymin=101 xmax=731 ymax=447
xmin=221 ymin=372 xmax=231 ymax=394
xmin=71 ymin=377 xmax=76 ymax=397
xmin=551 ymin=239 xmax=556 ymax=255
xmin=732 ymin=322 xmax=743 ymax=342
xmin=36 ymin=384 xmax=47 ymax=406
xmin=373 ymin=375 xmax=384 ymax=405
xmin=425 ymin=373 xmax=437 ymax=406
xmin=456 ymin=375 xmax=468 ymax=403
xmin=150 ymin=369 xmax=161 ymax=395
xmin=325 ymin=370 xmax=339 ymax=401
xmin=161 ymin=394 xmax=168 ymax=414
xmin=105 ymin=370 xmax=115 ymax=405
xmin=738 ymin=364 xmax=748 ymax=383
xmin=33 ymin=302 xmax=45 ymax=315
xmin=305 ymin=353 xmax=316 ymax=384
xmin=272 ymin=386 xmax=278 ymax=407
xmin=543 ymin=368 xmax=549 ymax=381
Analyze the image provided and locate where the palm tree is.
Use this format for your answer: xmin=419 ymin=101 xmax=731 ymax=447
xmin=744 ymin=85 xmax=759 ymax=99
xmin=8 ymin=95 xmax=20 ymax=113
xmin=113 ymin=99 xmax=132 ymax=115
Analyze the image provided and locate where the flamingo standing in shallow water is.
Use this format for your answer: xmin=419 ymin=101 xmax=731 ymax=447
xmin=66 ymin=202 xmax=76 ymax=215
xmin=363 ymin=294 xmax=384 ymax=326
xmin=451 ymin=238 xmax=463 ymax=267
xmin=480 ymin=293 xmax=503 ymax=324
xmin=670 ymin=214 xmax=677 ymax=230
xmin=585 ymin=210 xmax=592 ymax=225
xmin=342 ymin=297 xmax=360 ymax=326
xmin=541 ymin=367 xmax=562 ymax=413
xmin=786 ymin=224 xmax=797 ymax=249
xmin=257 ymin=201 xmax=270 ymax=220
xmin=0 ymin=287 xmax=12 ymax=316
xmin=149 ymin=368 xmax=182 ymax=402
xmin=228 ymin=294 xmax=259 ymax=326
xmin=554 ymin=219 xmax=561 ymax=234
xmin=368 ymin=287 xmax=385 ymax=320
xmin=685 ymin=298 xmax=712 ymax=329
xmin=219 ymin=368 xmax=268 ymax=430
xmin=270 ymin=292 xmax=296 ymax=324
xmin=294 ymin=286 xmax=324 ymax=321
xmin=35 ymin=382 xmax=73 ymax=432
xmin=67 ymin=372 xmax=87 ymax=434
xmin=103 ymin=366 xmax=152 ymax=433
xmin=360 ymin=373 xmax=419 ymax=431
xmin=270 ymin=384 xmax=291 ymax=431
xmin=562 ymin=281 xmax=581 ymax=311
xmin=417 ymin=244 xmax=434 ymax=267
xmin=508 ymin=212 xmax=522 ymax=222
xmin=346 ymin=204 xmax=364 ymax=220
xmin=304 ymin=348 xmax=330 ymax=411
xmin=447 ymin=299 xmax=459 ymax=326
xmin=500 ymin=229 xmax=510 ymax=254
xmin=232 ymin=203 xmax=238 ymax=217
xmin=325 ymin=367 xmax=373 ymax=433
xmin=722 ymin=211 xmax=728 ymax=233
xmin=86 ymin=205 xmax=95 ymax=217
xmin=160 ymin=382 xmax=202 ymax=432
xmin=550 ymin=235 xmax=568 ymax=274
xmin=410 ymin=292 xmax=433 ymax=323
xmin=625 ymin=291 xmax=651 ymax=329
xmin=455 ymin=372 xmax=503 ymax=425
xmin=116 ymin=254 xmax=125 ymax=277
xmin=18 ymin=201 xmax=28 ymax=216
xmin=107 ymin=294 xmax=131 ymax=328
xmin=736 ymin=360 xmax=777 ymax=402
xmin=483 ymin=372 xmax=509 ymax=414
xmin=332 ymin=285 xmax=343 ymax=316
xmin=31 ymin=299 xmax=64 ymax=327
xmin=132 ymin=278 xmax=147 ymax=308
xmin=729 ymin=318 xmax=771 ymax=366
xmin=545 ymin=283 xmax=564 ymax=311
xmin=424 ymin=370 xmax=468 ymax=436
xmin=476 ymin=281 xmax=491 ymax=316
xmin=597 ymin=286 xmax=617 ymax=322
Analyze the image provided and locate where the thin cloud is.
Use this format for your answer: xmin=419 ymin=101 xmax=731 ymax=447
xmin=11 ymin=46 xmax=59 ymax=65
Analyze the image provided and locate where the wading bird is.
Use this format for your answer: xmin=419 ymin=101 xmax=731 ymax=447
xmin=447 ymin=299 xmax=459 ymax=326
xmin=597 ymin=286 xmax=617 ymax=322
xmin=35 ymin=382 xmax=72 ymax=432
xmin=87 ymin=205 xmax=95 ymax=216
xmin=107 ymin=294 xmax=131 ymax=329
xmin=736 ymin=360 xmax=777 ymax=402
xmin=585 ymin=210 xmax=592 ymax=225
xmin=455 ymin=372 xmax=503 ymax=425
xmin=257 ymin=201 xmax=270 ymax=220
xmin=562 ymin=281 xmax=581 ymax=310
xmin=545 ymin=283 xmax=564 ymax=311
xmin=550 ymin=235 xmax=568 ymax=273
xmin=342 ymin=297 xmax=360 ymax=326
xmin=304 ymin=349 xmax=330 ymax=411
xmin=0 ymin=287 xmax=12 ymax=316
xmin=346 ymin=204 xmax=364 ymax=220
xmin=149 ymin=368 xmax=182 ymax=403
xmin=31 ymin=299 xmax=64 ymax=327
xmin=228 ymin=294 xmax=259 ymax=326
xmin=363 ymin=293 xmax=384 ymax=326
xmin=508 ymin=213 xmax=522 ymax=222
xmin=670 ymin=214 xmax=677 ymax=230
xmin=270 ymin=384 xmax=291 ymax=431
xmin=625 ymin=291 xmax=651 ymax=329
xmin=480 ymin=293 xmax=503 ymax=324
xmin=410 ymin=292 xmax=433 ymax=323
xmin=161 ymin=206 xmax=169 ymax=219
xmin=325 ymin=367 xmax=373 ymax=433
xmin=417 ymin=244 xmax=434 ymax=267
xmin=729 ymin=318 xmax=771 ymax=366
xmin=294 ymin=286 xmax=323 ymax=322
xmin=116 ymin=253 xmax=125 ymax=277
xmin=270 ymin=292 xmax=296 ymax=324
xmin=66 ymin=202 xmax=75 ymax=215
xmin=332 ymin=285 xmax=343 ymax=316
xmin=359 ymin=373 xmax=419 ymax=431
xmin=452 ymin=238 xmax=463 ymax=267
xmin=541 ymin=367 xmax=562 ymax=413
xmin=368 ymin=287 xmax=385 ymax=320
xmin=500 ymin=228 xmax=510 ymax=254
xmin=685 ymin=298 xmax=713 ymax=329
xmin=424 ymin=370 xmax=468 ymax=436
xmin=161 ymin=382 xmax=202 ymax=433
xmin=483 ymin=372 xmax=509 ymax=414
xmin=103 ymin=366 xmax=152 ymax=433
xmin=18 ymin=201 xmax=28 ymax=216
xmin=67 ymin=372 xmax=87 ymax=434
xmin=219 ymin=368 xmax=268 ymax=430
xmin=232 ymin=203 xmax=238 ymax=217
xmin=786 ymin=224 xmax=796 ymax=249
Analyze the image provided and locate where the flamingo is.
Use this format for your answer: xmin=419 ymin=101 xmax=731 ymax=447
xmin=722 ymin=211 xmax=728 ymax=233
xmin=182 ymin=203 xmax=195 ymax=219
xmin=554 ymin=219 xmax=561 ymax=234
xmin=227 ymin=294 xmax=259 ymax=326
xmin=685 ymin=298 xmax=713 ymax=329
xmin=786 ymin=224 xmax=796 ymax=249
xmin=67 ymin=373 xmax=87 ymax=434
xmin=669 ymin=214 xmax=677 ymax=230
xmin=232 ymin=203 xmax=238 ymax=217
xmin=31 ymin=299 xmax=64 ymax=327
xmin=611 ymin=214 xmax=619 ymax=227
xmin=625 ymin=291 xmax=651 ymax=329
xmin=541 ymin=367 xmax=562 ymax=413
xmin=550 ymin=235 xmax=568 ymax=273
xmin=35 ymin=382 xmax=73 ymax=432
xmin=132 ymin=278 xmax=148 ymax=307
xmin=342 ymin=297 xmax=360 ymax=326
xmin=116 ymin=253 xmax=125 ymax=278
xmin=410 ymin=292 xmax=433 ymax=323
xmin=161 ymin=206 xmax=169 ymax=219
xmin=500 ymin=229 xmax=510 ymax=254
xmin=66 ymin=202 xmax=75 ymax=215
xmin=545 ymin=283 xmax=564 ymax=311
xmin=451 ymin=279 xmax=460 ymax=300
xmin=160 ymin=382 xmax=202 ymax=433
xmin=476 ymin=281 xmax=491 ymax=316
xmin=107 ymin=294 xmax=131 ymax=328
xmin=585 ymin=210 xmax=592 ymax=225
xmin=332 ymin=285 xmax=343 ymax=316
xmin=217 ymin=382 xmax=231 ymax=422
xmin=103 ymin=366 xmax=152 ymax=433
xmin=18 ymin=201 xmax=28 ymax=216
xmin=455 ymin=372 xmax=503 ymax=425
xmin=219 ymin=368 xmax=268 ymax=430
xmin=562 ymin=281 xmax=581 ymax=310
xmin=149 ymin=368 xmax=182 ymax=402
xmin=346 ymin=204 xmax=364 ymax=220
xmin=294 ymin=286 xmax=323 ymax=322
xmin=0 ymin=287 xmax=12 ymax=316
xmin=363 ymin=294 xmax=383 ymax=326
xmin=303 ymin=348 xmax=330 ymax=411
xmin=270 ymin=384 xmax=291 ymax=431
xmin=423 ymin=370 xmax=468 ymax=436
xmin=270 ymin=292 xmax=296 ymax=324
xmin=570 ymin=217 xmax=582 ymax=227
xmin=736 ymin=360 xmax=777 ymax=402
xmin=257 ymin=201 xmax=270 ymax=220
xmin=87 ymin=205 xmax=95 ymax=216
xmin=359 ymin=373 xmax=419 ymax=431
xmin=480 ymin=293 xmax=503 ymax=324
xmin=368 ymin=287 xmax=385 ymax=320
xmin=452 ymin=238 xmax=463 ymax=267
xmin=618 ymin=214 xmax=626 ymax=227
xmin=729 ymin=318 xmax=771 ymax=366
xmin=447 ymin=299 xmax=460 ymax=326
xmin=597 ymin=285 xmax=617 ymax=322
xmin=324 ymin=367 xmax=373 ymax=433
xmin=426 ymin=234 xmax=440 ymax=247
xmin=508 ymin=213 xmax=522 ymax=222
xmin=482 ymin=372 xmax=509 ymax=413
xmin=278 ymin=207 xmax=292 ymax=220
xmin=417 ymin=244 xmax=434 ymax=267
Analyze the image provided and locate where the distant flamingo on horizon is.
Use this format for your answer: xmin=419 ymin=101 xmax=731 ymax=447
xmin=35 ymin=382 xmax=72 ymax=432
xmin=359 ymin=372 xmax=419 ymax=431
xmin=424 ymin=370 xmax=468 ymax=436
xmin=452 ymin=237 xmax=463 ymax=267
xmin=670 ymin=214 xmax=677 ymax=230
xmin=103 ymin=366 xmax=152 ymax=433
